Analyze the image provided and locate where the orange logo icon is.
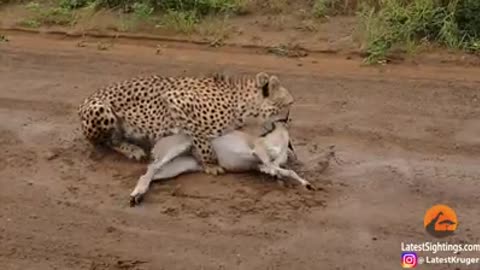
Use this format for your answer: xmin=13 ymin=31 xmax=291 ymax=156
xmin=424 ymin=204 xmax=458 ymax=238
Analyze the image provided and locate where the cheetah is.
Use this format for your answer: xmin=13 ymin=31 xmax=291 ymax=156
xmin=78 ymin=72 xmax=294 ymax=175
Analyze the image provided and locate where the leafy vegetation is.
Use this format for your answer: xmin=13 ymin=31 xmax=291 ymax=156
xmin=20 ymin=1 xmax=75 ymax=27
xmin=313 ymin=0 xmax=378 ymax=17
xmin=359 ymin=0 xmax=480 ymax=63
xmin=156 ymin=9 xmax=198 ymax=33
xmin=132 ymin=2 xmax=153 ymax=19
xmin=59 ymin=0 xmax=94 ymax=9
xmin=55 ymin=0 xmax=245 ymax=15
xmin=0 ymin=34 xmax=9 ymax=42
xmin=16 ymin=0 xmax=246 ymax=33
xmin=313 ymin=0 xmax=329 ymax=17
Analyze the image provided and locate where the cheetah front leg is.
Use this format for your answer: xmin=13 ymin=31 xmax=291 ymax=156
xmin=192 ymin=137 xmax=225 ymax=176
xmin=111 ymin=143 xmax=147 ymax=161
xmin=110 ymin=128 xmax=147 ymax=161
xmin=165 ymin=102 xmax=225 ymax=176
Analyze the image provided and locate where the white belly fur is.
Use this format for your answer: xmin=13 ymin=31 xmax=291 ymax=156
xmin=212 ymin=131 xmax=257 ymax=171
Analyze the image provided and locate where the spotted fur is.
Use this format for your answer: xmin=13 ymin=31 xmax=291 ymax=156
xmin=78 ymin=72 xmax=294 ymax=175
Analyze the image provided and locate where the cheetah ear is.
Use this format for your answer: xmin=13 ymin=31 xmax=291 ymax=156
xmin=255 ymin=72 xmax=269 ymax=97
xmin=256 ymin=72 xmax=269 ymax=87
xmin=256 ymin=72 xmax=270 ymax=97
xmin=267 ymin=75 xmax=280 ymax=96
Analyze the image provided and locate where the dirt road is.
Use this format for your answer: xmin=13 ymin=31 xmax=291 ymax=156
xmin=1 ymin=32 xmax=480 ymax=270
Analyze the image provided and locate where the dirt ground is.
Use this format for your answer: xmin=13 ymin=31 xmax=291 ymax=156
xmin=1 ymin=32 xmax=480 ymax=270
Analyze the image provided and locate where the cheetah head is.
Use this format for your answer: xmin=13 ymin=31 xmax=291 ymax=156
xmin=251 ymin=72 xmax=294 ymax=123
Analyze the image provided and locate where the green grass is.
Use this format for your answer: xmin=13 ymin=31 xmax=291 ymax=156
xmin=21 ymin=1 xmax=76 ymax=27
xmin=59 ymin=0 xmax=94 ymax=9
xmin=152 ymin=0 xmax=244 ymax=34
xmin=0 ymin=34 xmax=9 ymax=42
xmin=313 ymin=0 xmax=329 ymax=18
xmin=41 ymin=7 xmax=76 ymax=25
xmin=132 ymin=2 xmax=153 ymax=20
xmin=55 ymin=0 xmax=246 ymax=15
xmin=19 ymin=19 xmax=41 ymax=28
xmin=313 ymin=0 xmax=379 ymax=17
xmin=312 ymin=0 xmax=480 ymax=64
xmin=359 ymin=0 xmax=480 ymax=64
xmin=117 ymin=1 xmax=154 ymax=30
xmin=22 ymin=0 xmax=246 ymax=33
xmin=156 ymin=10 xmax=198 ymax=33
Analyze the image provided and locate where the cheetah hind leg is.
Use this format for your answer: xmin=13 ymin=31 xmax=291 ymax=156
xmin=79 ymin=101 xmax=147 ymax=161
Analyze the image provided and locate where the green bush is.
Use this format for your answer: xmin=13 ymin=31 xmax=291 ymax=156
xmin=59 ymin=0 xmax=95 ymax=9
xmin=455 ymin=0 xmax=480 ymax=42
xmin=313 ymin=0 xmax=329 ymax=17
xmin=132 ymin=1 xmax=154 ymax=19
xmin=57 ymin=0 xmax=243 ymax=17
xmin=41 ymin=7 xmax=76 ymax=25
xmin=21 ymin=2 xmax=76 ymax=27
xmin=154 ymin=0 xmax=242 ymax=15
xmin=157 ymin=9 xmax=198 ymax=33
xmin=360 ymin=0 xmax=480 ymax=63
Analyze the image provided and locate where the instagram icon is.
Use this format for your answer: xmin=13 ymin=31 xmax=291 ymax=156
xmin=401 ymin=252 xmax=418 ymax=268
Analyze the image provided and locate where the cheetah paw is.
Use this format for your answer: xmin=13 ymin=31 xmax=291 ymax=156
xmin=204 ymin=164 xmax=225 ymax=176
xmin=126 ymin=148 xmax=147 ymax=161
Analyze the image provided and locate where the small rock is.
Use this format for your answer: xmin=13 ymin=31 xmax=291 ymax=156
xmin=156 ymin=45 xmax=164 ymax=55
xmin=162 ymin=207 xmax=177 ymax=215
xmin=195 ymin=210 xmax=209 ymax=218
xmin=171 ymin=185 xmax=182 ymax=196
xmin=44 ymin=151 xmax=59 ymax=161
xmin=76 ymin=40 xmax=87 ymax=47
